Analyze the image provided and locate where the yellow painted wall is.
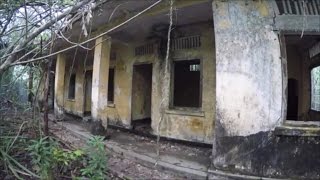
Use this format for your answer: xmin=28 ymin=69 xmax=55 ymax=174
xmin=99 ymin=42 xmax=158 ymax=128
xmin=59 ymin=22 xmax=215 ymax=144
xmin=151 ymin=23 xmax=215 ymax=144
xmin=62 ymin=53 xmax=93 ymax=117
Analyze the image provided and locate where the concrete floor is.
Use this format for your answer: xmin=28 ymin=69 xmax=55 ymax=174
xmin=49 ymin=115 xmax=212 ymax=179
xmin=49 ymin=113 xmax=283 ymax=180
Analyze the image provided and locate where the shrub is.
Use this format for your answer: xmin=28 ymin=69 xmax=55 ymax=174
xmin=80 ymin=136 xmax=107 ymax=180
xmin=27 ymin=136 xmax=57 ymax=179
xmin=27 ymin=136 xmax=84 ymax=179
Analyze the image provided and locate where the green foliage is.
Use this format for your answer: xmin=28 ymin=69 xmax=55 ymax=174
xmin=0 ymin=135 xmax=39 ymax=179
xmin=27 ymin=136 xmax=57 ymax=179
xmin=0 ymin=66 xmax=37 ymax=111
xmin=27 ymin=136 xmax=84 ymax=179
xmin=81 ymin=136 xmax=108 ymax=180
xmin=53 ymin=148 xmax=84 ymax=166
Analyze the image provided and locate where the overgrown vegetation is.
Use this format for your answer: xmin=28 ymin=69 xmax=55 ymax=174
xmin=27 ymin=135 xmax=107 ymax=179
xmin=0 ymin=118 xmax=108 ymax=179
xmin=27 ymin=135 xmax=108 ymax=179
xmin=81 ymin=136 xmax=108 ymax=179
xmin=0 ymin=113 xmax=39 ymax=179
xmin=0 ymin=1 xmax=110 ymax=178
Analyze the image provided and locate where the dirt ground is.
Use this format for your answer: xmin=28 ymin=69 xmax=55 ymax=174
xmin=50 ymin=121 xmax=187 ymax=179
xmin=0 ymin=110 xmax=211 ymax=179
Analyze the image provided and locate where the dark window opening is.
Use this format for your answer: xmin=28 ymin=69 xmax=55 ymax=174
xmin=108 ymin=68 xmax=115 ymax=103
xmin=84 ymin=70 xmax=92 ymax=114
xmin=287 ymin=78 xmax=298 ymax=120
xmin=68 ymin=74 xmax=76 ymax=99
xmin=173 ymin=59 xmax=201 ymax=108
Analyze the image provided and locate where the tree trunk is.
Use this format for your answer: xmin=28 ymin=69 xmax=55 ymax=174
xmin=43 ymin=61 xmax=51 ymax=135
xmin=28 ymin=67 xmax=33 ymax=106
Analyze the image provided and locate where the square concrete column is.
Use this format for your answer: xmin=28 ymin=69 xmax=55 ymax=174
xmin=211 ymin=0 xmax=283 ymax=175
xmin=54 ymin=53 xmax=66 ymax=117
xmin=92 ymin=36 xmax=111 ymax=128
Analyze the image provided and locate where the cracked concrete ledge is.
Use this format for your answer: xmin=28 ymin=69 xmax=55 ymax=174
xmin=208 ymin=168 xmax=288 ymax=180
xmin=53 ymin=121 xmax=283 ymax=180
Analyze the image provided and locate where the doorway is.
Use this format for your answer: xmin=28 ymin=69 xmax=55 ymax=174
xmin=84 ymin=70 xmax=92 ymax=115
xmin=131 ymin=64 xmax=152 ymax=133
xmin=285 ymin=35 xmax=320 ymax=121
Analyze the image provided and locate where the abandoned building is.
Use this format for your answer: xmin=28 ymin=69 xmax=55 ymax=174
xmin=52 ymin=0 xmax=320 ymax=179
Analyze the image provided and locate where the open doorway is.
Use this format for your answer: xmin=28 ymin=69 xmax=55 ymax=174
xmin=84 ymin=70 xmax=92 ymax=116
xmin=285 ymin=35 xmax=320 ymax=121
xmin=131 ymin=64 xmax=152 ymax=133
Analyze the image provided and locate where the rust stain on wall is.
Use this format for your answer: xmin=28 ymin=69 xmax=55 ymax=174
xmin=189 ymin=118 xmax=203 ymax=133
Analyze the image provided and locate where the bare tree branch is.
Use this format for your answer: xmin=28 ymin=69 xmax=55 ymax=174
xmin=0 ymin=0 xmax=93 ymax=74
xmin=12 ymin=0 xmax=163 ymax=66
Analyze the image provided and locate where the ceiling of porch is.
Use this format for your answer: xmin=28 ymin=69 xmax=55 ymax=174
xmin=55 ymin=0 xmax=213 ymax=50
xmin=108 ymin=1 xmax=213 ymax=43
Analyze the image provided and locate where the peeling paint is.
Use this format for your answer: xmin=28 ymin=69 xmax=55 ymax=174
xmin=55 ymin=22 xmax=215 ymax=144
xmin=214 ymin=0 xmax=282 ymax=137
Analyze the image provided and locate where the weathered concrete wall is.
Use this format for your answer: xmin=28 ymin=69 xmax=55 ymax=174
xmin=211 ymin=131 xmax=320 ymax=179
xmin=299 ymin=52 xmax=311 ymax=119
xmin=100 ymin=43 xmax=138 ymax=128
xmin=212 ymin=0 xmax=320 ymax=178
xmin=58 ymin=23 xmax=215 ymax=144
xmin=91 ymin=37 xmax=111 ymax=128
xmin=54 ymin=50 xmax=94 ymax=118
xmin=151 ymin=22 xmax=215 ymax=144
xmin=287 ymin=46 xmax=301 ymax=82
xmin=54 ymin=3 xmax=215 ymax=143
xmin=99 ymin=22 xmax=215 ymax=144
xmin=214 ymin=0 xmax=282 ymax=137
xmin=63 ymin=55 xmax=85 ymax=117
xmin=54 ymin=53 xmax=66 ymax=117
xmin=131 ymin=64 xmax=152 ymax=121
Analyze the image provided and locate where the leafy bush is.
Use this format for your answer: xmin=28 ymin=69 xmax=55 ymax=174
xmin=0 ymin=135 xmax=39 ymax=179
xmin=27 ymin=136 xmax=84 ymax=179
xmin=80 ymin=136 xmax=107 ymax=180
xmin=27 ymin=135 xmax=107 ymax=179
xmin=27 ymin=136 xmax=57 ymax=179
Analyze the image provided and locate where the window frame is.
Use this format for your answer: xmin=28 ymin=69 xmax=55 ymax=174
xmin=170 ymin=58 xmax=203 ymax=110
